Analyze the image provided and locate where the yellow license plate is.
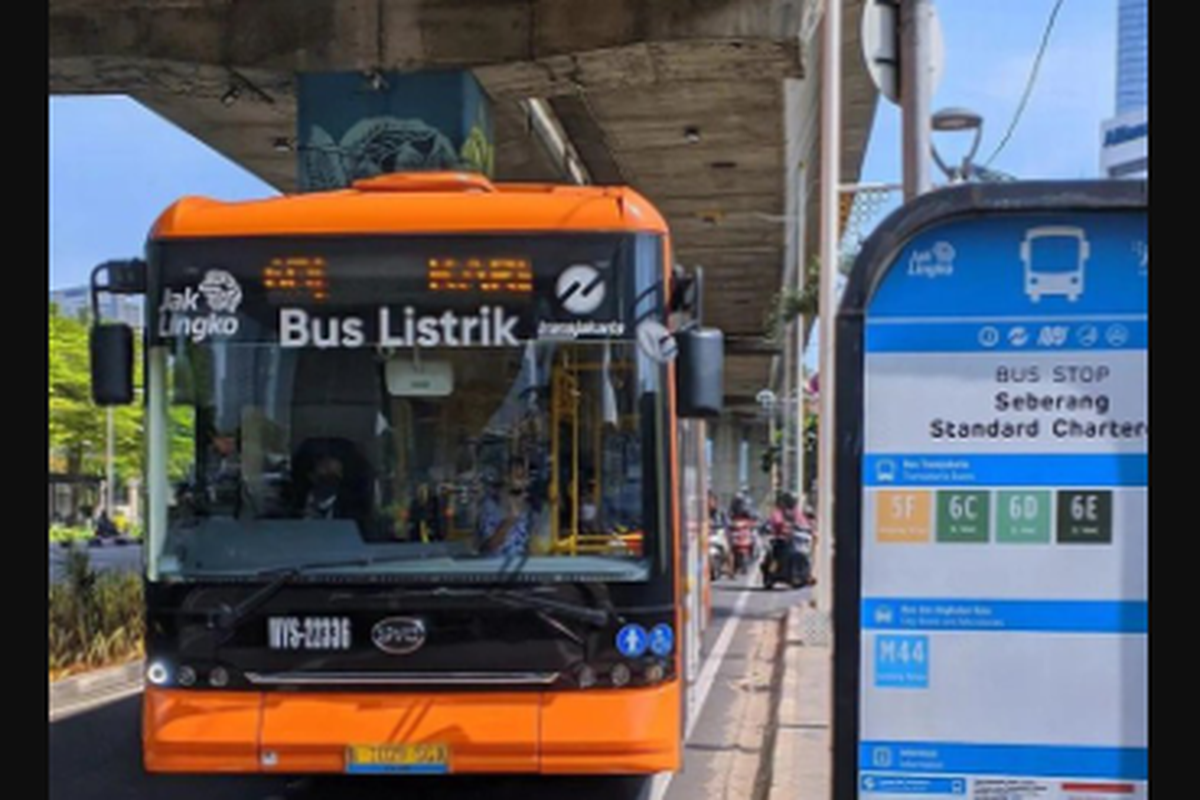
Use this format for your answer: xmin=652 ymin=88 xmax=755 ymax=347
xmin=345 ymin=743 xmax=450 ymax=774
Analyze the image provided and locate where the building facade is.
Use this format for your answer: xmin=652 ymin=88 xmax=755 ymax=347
xmin=50 ymin=285 xmax=143 ymax=327
xmin=1102 ymin=0 xmax=1148 ymax=178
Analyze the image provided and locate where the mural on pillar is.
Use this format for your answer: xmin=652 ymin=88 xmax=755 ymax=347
xmin=298 ymin=70 xmax=494 ymax=191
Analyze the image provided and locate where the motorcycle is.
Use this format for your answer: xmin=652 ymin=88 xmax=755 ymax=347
xmin=708 ymin=523 xmax=731 ymax=582
xmin=761 ymin=524 xmax=814 ymax=590
xmin=729 ymin=518 xmax=756 ymax=576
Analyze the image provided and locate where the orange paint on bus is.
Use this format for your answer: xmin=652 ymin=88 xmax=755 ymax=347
xmin=144 ymin=684 xmax=681 ymax=774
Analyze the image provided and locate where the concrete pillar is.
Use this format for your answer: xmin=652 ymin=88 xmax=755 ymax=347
xmin=781 ymin=327 xmax=797 ymax=491
xmin=710 ymin=418 xmax=741 ymax=505
xmin=297 ymin=70 xmax=494 ymax=191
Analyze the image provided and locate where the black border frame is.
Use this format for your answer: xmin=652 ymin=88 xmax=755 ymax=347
xmin=832 ymin=180 xmax=1148 ymax=799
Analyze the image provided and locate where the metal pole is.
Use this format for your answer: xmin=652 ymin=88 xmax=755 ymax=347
xmin=105 ymin=406 xmax=115 ymax=516
xmin=901 ymin=0 xmax=934 ymax=199
xmin=796 ymin=271 xmax=808 ymax=504
xmin=768 ymin=403 xmax=778 ymax=498
xmin=146 ymin=349 xmax=168 ymax=581
xmin=796 ymin=349 xmax=807 ymax=502
xmin=816 ymin=0 xmax=840 ymax=613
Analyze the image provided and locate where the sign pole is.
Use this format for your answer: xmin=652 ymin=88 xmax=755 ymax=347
xmin=817 ymin=0 xmax=841 ymax=613
xmin=901 ymin=0 xmax=934 ymax=199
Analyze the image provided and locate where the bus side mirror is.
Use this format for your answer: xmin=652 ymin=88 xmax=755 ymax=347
xmin=676 ymin=327 xmax=723 ymax=418
xmin=91 ymin=324 xmax=135 ymax=406
xmin=87 ymin=258 xmax=145 ymax=407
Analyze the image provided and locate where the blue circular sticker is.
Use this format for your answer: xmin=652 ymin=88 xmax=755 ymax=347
xmin=649 ymin=623 xmax=675 ymax=657
xmin=615 ymin=624 xmax=649 ymax=657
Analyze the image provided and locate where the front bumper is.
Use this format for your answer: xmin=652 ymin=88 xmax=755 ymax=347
xmin=143 ymin=681 xmax=682 ymax=775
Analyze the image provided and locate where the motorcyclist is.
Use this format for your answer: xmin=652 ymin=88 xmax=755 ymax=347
xmin=728 ymin=489 xmax=758 ymax=523
xmin=725 ymin=489 xmax=759 ymax=572
xmin=765 ymin=491 xmax=816 ymax=586
xmin=768 ymin=491 xmax=812 ymax=538
xmin=94 ymin=509 xmax=121 ymax=540
xmin=707 ymin=490 xmax=728 ymax=528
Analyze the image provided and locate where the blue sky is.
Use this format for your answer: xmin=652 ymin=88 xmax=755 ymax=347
xmin=858 ymin=0 xmax=1118 ymax=197
xmin=49 ymin=98 xmax=277 ymax=290
xmin=49 ymin=1 xmax=1122 ymax=291
xmin=803 ymin=0 xmax=1122 ymax=369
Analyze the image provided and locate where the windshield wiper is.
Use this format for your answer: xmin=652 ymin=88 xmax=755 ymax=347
xmin=392 ymin=585 xmax=619 ymax=629
xmin=199 ymin=552 xmax=432 ymax=632
xmin=422 ymin=586 xmax=618 ymax=651
xmin=486 ymin=589 xmax=616 ymax=628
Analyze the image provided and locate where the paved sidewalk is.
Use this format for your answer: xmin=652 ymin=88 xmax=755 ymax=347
xmin=49 ymin=660 xmax=144 ymax=722
xmin=767 ymin=604 xmax=832 ymax=799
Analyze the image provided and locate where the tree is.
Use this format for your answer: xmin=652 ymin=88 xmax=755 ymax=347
xmin=48 ymin=304 xmax=144 ymax=488
xmin=798 ymin=410 xmax=818 ymax=500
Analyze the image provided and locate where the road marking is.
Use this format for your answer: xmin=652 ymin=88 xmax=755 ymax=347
xmin=644 ymin=572 xmax=755 ymax=800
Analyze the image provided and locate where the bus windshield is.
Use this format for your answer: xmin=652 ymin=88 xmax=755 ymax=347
xmin=149 ymin=234 xmax=667 ymax=584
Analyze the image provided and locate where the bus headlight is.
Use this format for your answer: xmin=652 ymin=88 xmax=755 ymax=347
xmin=577 ymin=664 xmax=597 ymax=689
xmin=645 ymin=663 xmax=665 ymax=684
xmin=177 ymin=665 xmax=197 ymax=687
xmin=610 ymin=663 xmax=631 ymax=688
xmin=208 ymin=666 xmax=230 ymax=688
xmin=146 ymin=661 xmax=170 ymax=686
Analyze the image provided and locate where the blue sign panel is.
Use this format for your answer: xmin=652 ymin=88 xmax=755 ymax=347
xmin=860 ymin=775 xmax=966 ymax=795
xmin=616 ymin=624 xmax=649 ymax=658
xmin=838 ymin=184 xmax=1148 ymax=799
xmin=649 ymin=623 xmax=675 ymax=656
xmin=866 ymin=215 xmax=1147 ymax=319
xmin=874 ymin=635 xmax=929 ymax=689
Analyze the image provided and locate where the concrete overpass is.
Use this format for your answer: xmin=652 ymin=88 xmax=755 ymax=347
xmin=50 ymin=0 xmax=878 ymax=499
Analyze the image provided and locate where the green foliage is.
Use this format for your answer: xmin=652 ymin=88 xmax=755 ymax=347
xmin=48 ymin=304 xmax=144 ymax=481
xmin=802 ymin=413 xmax=818 ymax=496
xmin=49 ymin=525 xmax=92 ymax=543
xmin=48 ymin=549 xmax=143 ymax=679
xmin=49 ymin=303 xmax=198 ymax=504
xmin=760 ymin=427 xmax=784 ymax=474
xmin=460 ymin=121 xmax=495 ymax=177
xmin=764 ymin=256 xmax=822 ymax=344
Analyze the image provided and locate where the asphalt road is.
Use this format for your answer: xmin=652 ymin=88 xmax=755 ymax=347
xmin=49 ymin=571 xmax=808 ymax=800
xmin=49 ymin=542 xmax=143 ymax=583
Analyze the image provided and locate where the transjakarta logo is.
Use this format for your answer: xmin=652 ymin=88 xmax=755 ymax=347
xmin=556 ymin=264 xmax=605 ymax=315
xmin=279 ymin=306 xmax=519 ymax=348
xmin=157 ymin=270 xmax=243 ymax=342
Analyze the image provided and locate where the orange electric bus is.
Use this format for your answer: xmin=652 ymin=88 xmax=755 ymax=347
xmin=88 ymin=171 xmax=723 ymax=776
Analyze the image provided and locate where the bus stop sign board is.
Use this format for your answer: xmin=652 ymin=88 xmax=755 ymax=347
xmin=834 ymin=182 xmax=1148 ymax=799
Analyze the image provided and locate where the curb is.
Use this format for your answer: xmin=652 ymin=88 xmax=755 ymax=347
xmin=766 ymin=605 xmax=832 ymax=799
xmin=49 ymin=660 xmax=144 ymax=721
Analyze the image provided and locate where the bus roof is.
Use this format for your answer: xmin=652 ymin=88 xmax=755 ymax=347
xmin=150 ymin=172 xmax=669 ymax=240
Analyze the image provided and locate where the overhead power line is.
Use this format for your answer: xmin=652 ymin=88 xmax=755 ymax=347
xmin=984 ymin=0 xmax=1068 ymax=167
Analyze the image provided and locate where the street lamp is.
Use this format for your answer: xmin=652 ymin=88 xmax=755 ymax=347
xmin=756 ymin=389 xmax=780 ymax=497
xmin=931 ymin=106 xmax=984 ymax=184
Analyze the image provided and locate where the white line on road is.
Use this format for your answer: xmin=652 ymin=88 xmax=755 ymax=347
xmin=643 ymin=572 xmax=754 ymax=800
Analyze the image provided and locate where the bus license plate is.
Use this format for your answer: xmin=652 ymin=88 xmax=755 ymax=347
xmin=345 ymin=743 xmax=450 ymax=774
